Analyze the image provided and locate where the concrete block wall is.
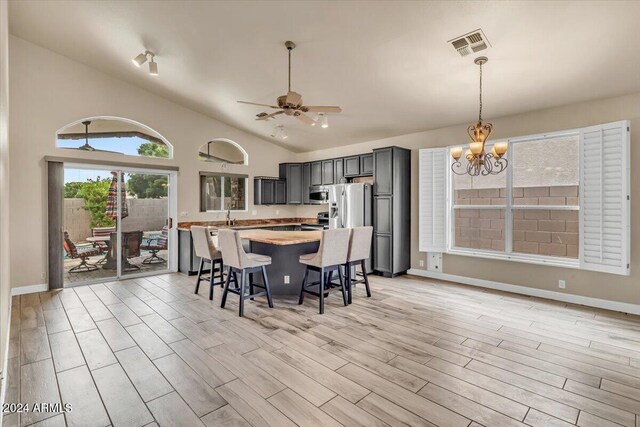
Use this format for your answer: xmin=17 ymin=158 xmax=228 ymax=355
xmin=454 ymin=186 xmax=579 ymax=258
xmin=64 ymin=198 xmax=168 ymax=242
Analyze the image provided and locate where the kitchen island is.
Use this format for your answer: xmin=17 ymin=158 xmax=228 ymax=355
xmin=238 ymin=229 xmax=321 ymax=295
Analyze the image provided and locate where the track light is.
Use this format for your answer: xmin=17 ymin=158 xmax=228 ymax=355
xmin=271 ymin=125 xmax=288 ymax=140
xmin=318 ymin=113 xmax=329 ymax=128
xmin=148 ymin=56 xmax=158 ymax=76
xmin=132 ymin=50 xmax=158 ymax=76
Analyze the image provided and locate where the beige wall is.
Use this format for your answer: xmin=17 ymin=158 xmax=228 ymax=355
xmin=0 ymin=0 xmax=11 ymax=383
xmin=296 ymin=93 xmax=640 ymax=306
xmin=8 ymin=35 xmax=301 ymax=289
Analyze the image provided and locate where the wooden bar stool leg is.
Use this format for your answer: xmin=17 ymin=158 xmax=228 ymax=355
xmin=217 ymin=259 xmax=224 ymax=287
xmin=325 ymin=270 xmax=333 ymax=296
xmin=319 ymin=268 xmax=325 ymax=314
xmin=239 ymin=270 xmax=246 ymax=317
xmin=298 ymin=267 xmax=308 ymax=305
xmin=221 ymin=267 xmax=232 ymax=308
xmin=337 ymin=268 xmax=347 ymax=306
xmin=361 ymin=259 xmax=371 ymax=297
xmin=195 ymin=258 xmax=204 ymax=294
xmin=262 ymin=266 xmax=274 ymax=308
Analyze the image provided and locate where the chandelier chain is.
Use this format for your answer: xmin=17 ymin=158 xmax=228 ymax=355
xmin=288 ymin=48 xmax=291 ymax=93
xmin=478 ymin=61 xmax=483 ymax=123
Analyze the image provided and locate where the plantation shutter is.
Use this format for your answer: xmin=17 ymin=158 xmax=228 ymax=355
xmin=579 ymin=120 xmax=630 ymax=275
xmin=419 ymin=148 xmax=448 ymax=252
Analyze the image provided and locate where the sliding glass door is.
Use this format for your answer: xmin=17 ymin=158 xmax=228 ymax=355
xmin=62 ymin=165 xmax=175 ymax=286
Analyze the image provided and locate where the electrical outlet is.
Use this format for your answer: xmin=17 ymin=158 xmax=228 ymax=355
xmin=284 ymin=275 xmax=290 ymax=284
xmin=251 ymin=210 xmax=257 ymax=216
xmin=41 ymin=272 xmax=46 ymax=280
xmin=558 ymin=280 xmax=566 ymax=289
xmin=179 ymin=211 xmax=188 ymax=218
xmin=419 ymin=259 xmax=424 ymax=267
xmin=276 ymin=209 xmax=280 ymax=215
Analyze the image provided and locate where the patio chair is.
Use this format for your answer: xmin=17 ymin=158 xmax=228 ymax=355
xmin=141 ymin=225 xmax=169 ymax=264
xmin=91 ymin=226 xmax=115 ymax=265
xmin=63 ymin=231 xmax=103 ymax=273
xmin=114 ymin=231 xmax=143 ymax=271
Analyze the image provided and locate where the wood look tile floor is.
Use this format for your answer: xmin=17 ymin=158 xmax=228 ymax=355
xmin=4 ymin=273 xmax=640 ymax=427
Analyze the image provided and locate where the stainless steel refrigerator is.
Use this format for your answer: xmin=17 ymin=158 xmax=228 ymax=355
xmin=328 ymin=183 xmax=372 ymax=271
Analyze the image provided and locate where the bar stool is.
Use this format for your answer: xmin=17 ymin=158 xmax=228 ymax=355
xmin=298 ymin=228 xmax=350 ymax=314
xmin=217 ymin=229 xmax=274 ymax=317
xmin=344 ymin=226 xmax=373 ymax=304
xmin=191 ymin=226 xmax=225 ymax=300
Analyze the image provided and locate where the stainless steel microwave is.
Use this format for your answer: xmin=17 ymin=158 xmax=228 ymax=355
xmin=309 ymin=185 xmax=329 ymax=204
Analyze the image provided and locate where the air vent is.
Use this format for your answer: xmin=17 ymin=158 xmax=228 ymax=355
xmin=448 ymin=29 xmax=491 ymax=57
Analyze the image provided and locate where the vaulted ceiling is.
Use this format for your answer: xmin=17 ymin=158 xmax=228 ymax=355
xmin=9 ymin=1 xmax=640 ymax=152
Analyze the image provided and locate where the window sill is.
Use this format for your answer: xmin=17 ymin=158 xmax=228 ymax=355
xmin=446 ymin=248 xmax=580 ymax=269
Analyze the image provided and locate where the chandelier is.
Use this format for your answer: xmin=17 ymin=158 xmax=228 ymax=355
xmin=451 ymin=57 xmax=508 ymax=176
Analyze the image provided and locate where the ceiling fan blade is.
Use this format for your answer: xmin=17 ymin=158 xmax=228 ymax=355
xmin=237 ymin=100 xmax=280 ymax=109
xmin=285 ymin=91 xmax=302 ymax=106
xmin=304 ymin=106 xmax=343 ymax=113
xmin=295 ymin=112 xmax=317 ymax=126
xmin=256 ymin=111 xmax=284 ymax=121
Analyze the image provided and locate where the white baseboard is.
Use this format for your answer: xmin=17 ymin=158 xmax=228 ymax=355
xmin=407 ymin=268 xmax=640 ymax=316
xmin=11 ymin=283 xmax=48 ymax=296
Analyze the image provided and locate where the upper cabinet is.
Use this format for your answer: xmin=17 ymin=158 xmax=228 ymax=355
xmin=322 ymin=160 xmax=334 ymax=185
xmin=279 ymin=163 xmax=303 ymax=204
xmin=310 ymin=161 xmax=322 ymax=186
xmin=344 ymin=156 xmax=360 ymax=177
xmin=279 ymin=151 xmax=374 ymax=205
xmin=360 ymin=153 xmax=374 ymax=176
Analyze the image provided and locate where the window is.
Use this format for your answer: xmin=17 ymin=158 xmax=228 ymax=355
xmin=57 ymin=117 xmax=172 ymax=159
xmin=419 ymin=121 xmax=630 ymax=275
xmin=452 ymin=136 xmax=579 ymax=259
xmin=198 ymin=139 xmax=247 ymax=165
xmin=200 ymin=173 xmax=247 ymax=212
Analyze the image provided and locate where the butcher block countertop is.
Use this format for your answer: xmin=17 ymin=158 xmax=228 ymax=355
xmin=238 ymin=229 xmax=322 ymax=246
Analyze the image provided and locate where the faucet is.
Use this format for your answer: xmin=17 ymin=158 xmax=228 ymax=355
xmin=226 ymin=209 xmax=234 ymax=226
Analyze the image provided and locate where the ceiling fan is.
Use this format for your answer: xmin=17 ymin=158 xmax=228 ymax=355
xmin=61 ymin=120 xmax=120 ymax=153
xmin=237 ymin=41 xmax=342 ymax=126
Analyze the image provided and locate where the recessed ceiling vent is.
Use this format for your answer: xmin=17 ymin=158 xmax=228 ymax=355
xmin=448 ymin=29 xmax=491 ymax=57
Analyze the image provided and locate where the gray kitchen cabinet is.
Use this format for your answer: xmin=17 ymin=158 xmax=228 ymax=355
xmin=373 ymin=146 xmax=411 ymax=277
xmin=360 ymin=153 xmax=374 ymax=175
xmin=302 ymin=163 xmax=311 ymax=204
xmin=311 ymin=161 xmax=322 ymax=186
xmin=275 ymin=180 xmax=287 ymax=204
xmin=373 ymin=234 xmax=392 ymax=273
xmin=254 ymin=178 xmax=276 ymax=205
xmin=373 ymin=148 xmax=393 ymax=195
xmin=373 ymin=196 xmax=392 ymax=234
xmin=344 ymin=155 xmax=360 ymax=177
xmin=279 ymin=163 xmax=303 ymax=204
xmin=322 ymin=160 xmax=334 ymax=185
xmin=334 ymin=158 xmax=344 ymax=184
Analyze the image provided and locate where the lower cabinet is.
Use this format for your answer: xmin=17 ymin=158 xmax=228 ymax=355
xmin=373 ymin=233 xmax=392 ymax=273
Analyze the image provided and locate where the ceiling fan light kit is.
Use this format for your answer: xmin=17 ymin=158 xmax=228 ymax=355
xmin=238 ymin=40 xmax=342 ymax=138
xmin=451 ymin=56 xmax=508 ymax=176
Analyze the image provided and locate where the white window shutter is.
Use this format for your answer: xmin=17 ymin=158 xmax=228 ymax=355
xmin=579 ymin=120 xmax=630 ymax=275
xmin=419 ymin=148 xmax=448 ymax=253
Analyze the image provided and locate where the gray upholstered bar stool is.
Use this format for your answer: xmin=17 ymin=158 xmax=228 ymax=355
xmin=191 ymin=226 xmax=225 ymax=300
xmin=218 ymin=229 xmax=274 ymax=317
xmin=298 ymin=228 xmax=350 ymax=314
xmin=344 ymin=226 xmax=373 ymax=304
